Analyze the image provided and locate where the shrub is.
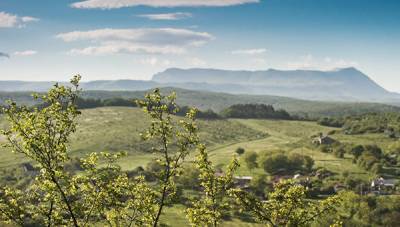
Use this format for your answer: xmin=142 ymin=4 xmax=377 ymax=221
xmin=243 ymin=151 xmax=258 ymax=170
xmin=235 ymin=147 xmax=245 ymax=156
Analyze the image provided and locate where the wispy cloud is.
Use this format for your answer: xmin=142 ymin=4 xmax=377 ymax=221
xmin=14 ymin=50 xmax=37 ymax=56
xmin=287 ymin=54 xmax=359 ymax=70
xmin=71 ymin=0 xmax=259 ymax=9
xmin=252 ymin=58 xmax=266 ymax=64
xmin=187 ymin=57 xmax=206 ymax=67
xmin=57 ymin=28 xmax=214 ymax=55
xmin=138 ymin=12 xmax=192 ymax=20
xmin=231 ymin=48 xmax=266 ymax=55
xmin=21 ymin=16 xmax=40 ymax=23
xmin=0 ymin=52 xmax=10 ymax=58
xmin=140 ymin=57 xmax=171 ymax=66
xmin=0 ymin=12 xmax=39 ymax=28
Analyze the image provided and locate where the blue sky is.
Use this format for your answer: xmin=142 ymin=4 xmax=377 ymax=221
xmin=0 ymin=0 xmax=399 ymax=92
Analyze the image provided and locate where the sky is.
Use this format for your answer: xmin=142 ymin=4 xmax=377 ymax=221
xmin=0 ymin=0 xmax=399 ymax=92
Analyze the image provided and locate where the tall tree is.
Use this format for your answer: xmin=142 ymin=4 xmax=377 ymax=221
xmin=0 ymin=77 xmax=155 ymax=226
xmin=186 ymin=144 xmax=239 ymax=227
xmin=137 ymin=89 xmax=199 ymax=227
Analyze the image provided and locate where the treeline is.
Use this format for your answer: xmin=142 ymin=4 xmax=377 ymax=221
xmin=220 ymin=103 xmax=292 ymax=120
xmin=317 ymin=138 xmax=399 ymax=175
xmin=76 ymin=97 xmax=137 ymax=109
xmin=75 ymin=99 xmax=296 ymax=120
xmin=2 ymin=96 xmax=299 ymax=121
xmin=317 ymin=113 xmax=400 ymax=137
xmin=343 ymin=112 xmax=400 ymax=136
xmin=175 ymin=105 xmax=222 ymax=119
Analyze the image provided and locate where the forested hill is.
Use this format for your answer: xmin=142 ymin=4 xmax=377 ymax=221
xmin=1 ymin=88 xmax=400 ymax=118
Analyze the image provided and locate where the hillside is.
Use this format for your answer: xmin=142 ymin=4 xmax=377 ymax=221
xmin=1 ymin=88 xmax=400 ymax=118
xmin=1 ymin=106 xmax=385 ymax=177
xmin=153 ymin=67 xmax=400 ymax=102
xmin=0 ymin=107 xmax=265 ymax=170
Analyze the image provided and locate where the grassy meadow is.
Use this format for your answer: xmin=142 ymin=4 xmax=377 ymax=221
xmin=1 ymin=106 xmax=389 ymax=177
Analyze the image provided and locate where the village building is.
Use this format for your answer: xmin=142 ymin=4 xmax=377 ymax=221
xmin=312 ymin=134 xmax=336 ymax=145
xmin=371 ymin=177 xmax=397 ymax=193
xmin=233 ymin=176 xmax=253 ymax=189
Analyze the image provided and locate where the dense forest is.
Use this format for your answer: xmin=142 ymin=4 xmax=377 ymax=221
xmin=318 ymin=113 xmax=400 ymax=136
xmin=221 ymin=103 xmax=292 ymax=120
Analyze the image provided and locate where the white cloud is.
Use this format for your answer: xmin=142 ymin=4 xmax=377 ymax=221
xmin=187 ymin=57 xmax=206 ymax=67
xmin=21 ymin=16 xmax=40 ymax=23
xmin=287 ymin=54 xmax=359 ymax=70
xmin=0 ymin=12 xmax=39 ymax=28
xmin=13 ymin=50 xmax=37 ymax=56
xmin=71 ymin=0 xmax=259 ymax=9
xmin=231 ymin=48 xmax=266 ymax=55
xmin=252 ymin=58 xmax=267 ymax=64
xmin=287 ymin=54 xmax=314 ymax=69
xmin=140 ymin=57 xmax=171 ymax=66
xmin=0 ymin=12 xmax=17 ymax=28
xmin=57 ymin=28 xmax=214 ymax=55
xmin=138 ymin=12 xmax=192 ymax=20
xmin=323 ymin=57 xmax=359 ymax=69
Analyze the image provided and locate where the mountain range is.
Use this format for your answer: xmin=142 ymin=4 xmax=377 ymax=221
xmin=1 ymin=67 xmax=399 ymax=103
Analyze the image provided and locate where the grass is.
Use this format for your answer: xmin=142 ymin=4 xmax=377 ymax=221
xmin=0 ymin=106 xmax=384 ymax=178
xmin=0 ymin=107 xmax=265 ymax=170
xmin=204 ymin=119 xmax=372 ymax=179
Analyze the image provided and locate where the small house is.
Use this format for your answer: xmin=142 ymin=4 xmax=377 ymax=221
xmin=234 ymin=176 xmax=253 ymax=189
xmin=312 ymin=134 xmax=336 ymax=145
xmin=21 ymin=162 xmax=35 ymax=172
xmin=334 ymin=184 xmax=347 ymax=192
xmin=371 ymin=177 xmax=397 ymax=191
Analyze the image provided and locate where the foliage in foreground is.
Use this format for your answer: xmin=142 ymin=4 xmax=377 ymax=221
xmin=229 ymin=180 xmax=341 ymax=227
xmin=0 ymin=77 xmax=341 ymax=226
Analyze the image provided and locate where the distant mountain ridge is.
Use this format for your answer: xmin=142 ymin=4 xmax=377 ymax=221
xmin=152 ymin=67 xmax=400 ymax=102
xmin=0 ymin=80 xmax=157 ymax=92
xmin=1 ymin=67 xmax=399 ymax=103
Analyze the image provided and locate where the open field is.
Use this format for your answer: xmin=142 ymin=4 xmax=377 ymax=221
xmin=0 ymin=107 xmax=265 ymax=170
xmin=1 ymin=106 xmax=388 ymax=177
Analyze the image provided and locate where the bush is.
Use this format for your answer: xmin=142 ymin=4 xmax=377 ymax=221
xmin=235 ymin=147 xmax=245 ymax=156
xmin=249 ymin=174 xmax=269 ymax=198
xmin=243 ymin=151 xmax=258 ymax=170
xmin=260 ymin=152 xmax=314 ymax=175
xmin=176 ymin=165 xmax=200 ymax=190
xmin=317 ymin=117 xmax=344 ymax=128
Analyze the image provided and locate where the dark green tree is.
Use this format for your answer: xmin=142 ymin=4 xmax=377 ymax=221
xmin=243 ymin=151 xmax=258 ymax=171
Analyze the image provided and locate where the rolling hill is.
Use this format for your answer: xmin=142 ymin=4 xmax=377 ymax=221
xmin=1 ymin=88 xmax=400 ymax=118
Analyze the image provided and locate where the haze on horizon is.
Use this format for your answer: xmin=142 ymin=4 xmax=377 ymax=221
xmin=0 ymin=0 xmax=399 ymax=92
